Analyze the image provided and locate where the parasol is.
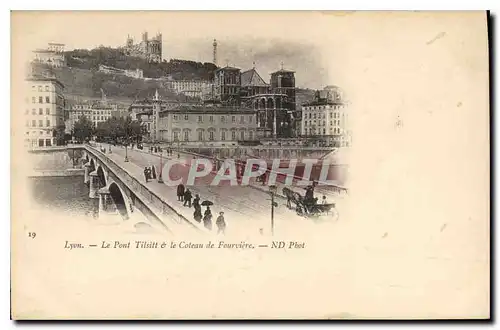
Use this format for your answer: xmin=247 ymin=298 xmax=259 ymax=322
xmin=201 ymin=200 xmax=213 ymax=206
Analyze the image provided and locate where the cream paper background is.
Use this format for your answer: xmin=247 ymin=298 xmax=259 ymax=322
xmin=10 ymin=11 xmax=490 ymax=319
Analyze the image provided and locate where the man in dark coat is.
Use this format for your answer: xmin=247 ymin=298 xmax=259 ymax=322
xmin=216 ymin=212 xmax=226 ymax=235
xmin=192 ymin=194 xmax=200 ymax=209
xmin=183 ymin=189 xmax=192 ymax=207
xmin=144 ymin=167 xmax=149 ymax=183
xmin=177 ymin=183 xmax=185 ymax=201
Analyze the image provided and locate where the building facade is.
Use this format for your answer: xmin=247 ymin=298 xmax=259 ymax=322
xmin=65 ymin=100 xmax=119 ymax=133
xmin=32 ymin=43 xmax=66 ymax=68
xmin=124 ymin=32 xmax=162 ymax=63
xmin=166 ymin=80 xmax=211 ymax=99
xmin=98 ymin=65 xmax=144 ymax=79
xmin=213 ymin=66 xmax=241 ymax=106
xmin=24 ymin=75 xmax=65 ymax=148
xmin=301 ymin=86 xmax=351 ymax=147
xmin=128 ymin=98 xmax=180 ymax=138
xmin=157 ymin=105 xmax=258 ymax=144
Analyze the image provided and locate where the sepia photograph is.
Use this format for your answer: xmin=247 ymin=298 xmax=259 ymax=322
xmin=10 ymin=10 xmax=490 ymax=320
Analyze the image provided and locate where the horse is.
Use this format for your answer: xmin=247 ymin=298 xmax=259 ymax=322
xmin=282 ymin=187 xmax=303 ymax=209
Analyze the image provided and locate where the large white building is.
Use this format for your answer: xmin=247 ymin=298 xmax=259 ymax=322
xmin=165 ymin=80 xmax=211 ymax=98
xmin=301 ymin=86 xmax=351 ymax=147
xmin=24 ymin=75 xmax=65 ymax=148
xmin=32 ymin=43 xmax=66 ymax=68
xmin=66 ymin=100 xmax=125 ymax=133
xmin=98 ymin=65 xmax=144 ymax=79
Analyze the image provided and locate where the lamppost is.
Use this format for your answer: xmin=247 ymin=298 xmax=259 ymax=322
xmin=124 ymin=128 xmax=129 ymax=162
xmin=269 ymin=185 xmax=278 ymax=236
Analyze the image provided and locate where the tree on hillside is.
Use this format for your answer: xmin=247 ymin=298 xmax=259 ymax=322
xmin=72 ymin=115 xmax=94 ymax=142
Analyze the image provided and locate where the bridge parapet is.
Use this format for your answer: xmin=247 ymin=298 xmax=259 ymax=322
xmin=85 ymin=145 xmax=203 ymax=235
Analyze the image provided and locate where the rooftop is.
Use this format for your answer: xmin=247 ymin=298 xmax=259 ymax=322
xmin=26 ymin=74 xmax=64 ymax=89
xmin=241 ymin=68 xmax=269 ymax=87
xmin=271 ymin=69 xmax=295 ymax=74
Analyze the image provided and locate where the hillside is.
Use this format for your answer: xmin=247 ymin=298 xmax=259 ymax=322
xmin=66 ymin=47 xmax=217 ymax=80
xmin=31 ymin=45 xmax=316 ymax=106
xmin=31 ymin=63 xmax=199 ymax=103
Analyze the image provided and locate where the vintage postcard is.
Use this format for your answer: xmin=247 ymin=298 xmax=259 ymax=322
xmin=10 ymin=11 xmax=490 ymax=319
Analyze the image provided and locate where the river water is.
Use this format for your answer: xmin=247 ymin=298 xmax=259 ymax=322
xmin=29 ymin=176 xmax=99 ymax=218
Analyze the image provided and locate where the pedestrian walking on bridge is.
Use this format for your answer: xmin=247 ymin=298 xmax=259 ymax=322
xmin=183 ymin=189 xmax=192 ymax=207
xmin=203 ymin=207 xmax=213 ymax=230
xmin=144 ymin=167 xmax=150 ymax=183
xmin=216 ymin=212 xmax=226 ymax=235
xmin=177 ymin=183 xmax=185 ymax=202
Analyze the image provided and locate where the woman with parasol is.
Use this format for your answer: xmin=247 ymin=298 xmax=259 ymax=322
xmin=201 ymin=200 xmax=213 ymax=230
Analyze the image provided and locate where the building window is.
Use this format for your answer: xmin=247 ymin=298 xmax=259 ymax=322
xmin=198 ymin=130 xmax=203 ymax=141
xmin=323 ymin=128 xmax=326 ymax=135
xmin=221 ymin=131 xmax=225 ymax=141
xmin=32 ymin=97 xmax=35 ymax=103
xmin=39 ymin=108 xmax=43 ymax=115
xmin=32 ymin=120 xmax=36 ymax=127
xmin=308 ymin=113 xmax=311 ymax=119
xmin=209 ymin=131 xmax=214 ymax=141
xmin=39 ymin=96 xmax=43 ymax=103
xmin=45 ymin=86 xmax=49 ymax=91
xmin=231 ymin=131 xmax=236 ymax=140
xmin=46 ymin=120 xmax=50 ymax=127
xmin=221 ymin=116 xmax=225 ymax=123
xmin=232 ymin=116 xmax=235 ymax=123
xmin=173 ymin=132 xmax=179 ymax=141
xmin=45 ymin=96 xmax=50 ymax=103
xmin=249 ymin=116 xmax=252 ymax=123
xmin=45 ymin=139 xmax=52 ymax=147
xmin=240 ymin=131 xmax=244 ymax=140
xmin=46 ymin=108 xmax=50 ymax=115
xmin=39 ymin=120 xmax=43 ymax=127
xmin=184 ymin=115 xmax=188 ymax=120
xmin=184 ymin=131 xmax=189 ymax=141
xmin=249 ymin=131 xmax=253 ymax=140
xmin=198 ymin=116 xmax=203 ymax=123
xmin=38 ymin=86 xmax=42 ymax=92
xmin=209 ymin=116 xmax=214 ymax=122
xmin=173 ymin=115 xmax=178 ymax=120
xmin=240 ymin=116 xmax=244 ymax=124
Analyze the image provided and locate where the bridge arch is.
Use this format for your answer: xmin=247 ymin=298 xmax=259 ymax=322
xmin=108 ymin=181 xmax=129 ymax=220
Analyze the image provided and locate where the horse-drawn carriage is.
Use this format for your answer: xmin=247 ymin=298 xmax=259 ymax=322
xmin=282 ymin=186 xmax=338 ymax=220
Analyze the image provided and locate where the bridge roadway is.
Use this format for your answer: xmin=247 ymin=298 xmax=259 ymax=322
xmin=97 ymin=144 xmax=337 ymax=237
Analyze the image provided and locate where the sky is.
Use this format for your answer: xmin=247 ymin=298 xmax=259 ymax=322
xmin=12 ymin=11 xmax=351 ymax=90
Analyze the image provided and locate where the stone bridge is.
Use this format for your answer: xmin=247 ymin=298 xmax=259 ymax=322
xmin=29 ymin=145 xmax=200 ymax=235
